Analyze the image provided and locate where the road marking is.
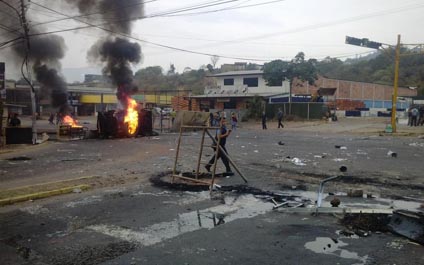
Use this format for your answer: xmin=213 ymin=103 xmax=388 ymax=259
xmin=87 ymin=194 xmax=273 ymax=246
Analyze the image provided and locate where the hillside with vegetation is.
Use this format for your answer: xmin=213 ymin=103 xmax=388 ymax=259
xmin=315 ymin=47 xmax=424 ymax=95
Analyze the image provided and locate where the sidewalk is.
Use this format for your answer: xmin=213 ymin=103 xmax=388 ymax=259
xmin=239 ymin=117 xmax=424 ymax=135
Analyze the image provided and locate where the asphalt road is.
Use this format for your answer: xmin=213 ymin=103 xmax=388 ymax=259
xmin=1 ymin=118 xmax=423 ymax=264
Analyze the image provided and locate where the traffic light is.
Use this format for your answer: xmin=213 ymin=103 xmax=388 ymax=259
xmin=345 ymin=36 xmax=382 ymax=49
xmin=345 ymin=36 xmax=362 ymax=46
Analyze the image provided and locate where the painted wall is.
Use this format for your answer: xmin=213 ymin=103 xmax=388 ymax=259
xmin=214 ymin=75 xmax=289 ymax=94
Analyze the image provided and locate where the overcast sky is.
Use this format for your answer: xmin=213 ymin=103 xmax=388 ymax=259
xmin=2 ymin=0 xmax=424 ymax=82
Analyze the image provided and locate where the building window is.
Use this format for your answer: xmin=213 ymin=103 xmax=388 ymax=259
xmin=243 ymin=77 xmax=258 ymax=87
xmin=224 ymin=78 xmax=234 ymax=86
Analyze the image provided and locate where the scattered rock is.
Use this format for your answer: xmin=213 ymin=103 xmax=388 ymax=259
xmin=330 ymin=197 xmax=341 ymax=207
xmin=387 ymin=151 xmax=397 ymax=158
xmin=339 ymin=229 xmax=355 ymax=237
xmin=339 ymin=166 xmax=347 ymax=172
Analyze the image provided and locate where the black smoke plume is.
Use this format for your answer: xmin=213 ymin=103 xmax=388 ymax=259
xmin=65 ymin=0 xmax=144 ymax=34
xmin=12 ymin=33 xmax=70 ymax=114
xmin=66 ymin=0 xmax=144 ymax=104
xmin=0 ymin=0 xmax=70 ymax=114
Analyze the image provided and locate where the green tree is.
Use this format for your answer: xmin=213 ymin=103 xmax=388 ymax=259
xmin=134 ymin=66 xmax=166 ymax=91
xmin=263 ymin=52 xmax=318 ymax=113
xmin=263 ymin=52 xmax=318 ymax=87
xmin=246 ymin=95 xmax=264 ymax=120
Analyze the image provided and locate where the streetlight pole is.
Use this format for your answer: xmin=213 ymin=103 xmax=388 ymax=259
xmin=391 ymin=34 xmax=401 ymax=133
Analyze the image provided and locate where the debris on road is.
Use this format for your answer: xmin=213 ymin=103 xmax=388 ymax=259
xmin=335 ymin=145 xmax=347 ymax=150
xmin=339 ymin=166 xmax=347 ymax=172
xmin=291 ymin=158 xmax=306 ymax=166
xmin=341 ymin=213 xmax=391 ymax=237
xmin=387 ymin=151 xmax=397 ymax=157
xmin=330 ymin=197 xmax=341 ymax=207
xmin=409 ymin=142 xmax=424 ymax=147
xmin=388 ymin=210 xmax=424 ymax=245
xmin=348 ymin=189 xmax=364 ymax=198
xmin=278 ymin=141 xmax=285 ymax=146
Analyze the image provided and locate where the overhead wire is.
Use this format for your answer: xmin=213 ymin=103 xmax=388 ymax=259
xmin=26 ymin=0 xmax=275 ymax=62
xmin=3 ymin=1 xmax=423 ymax=64
xmin=29 ymin=0 xmax=158 ymax=28
xmin=25 ymin=0 xmax=424 ymax=51
xmin=29 ymin=0 xmax=241 ymax=29
xmin=162 ymin=0 xmax=286 ymax=17
xmin=25 ymin=0 xmax=424 ymax=63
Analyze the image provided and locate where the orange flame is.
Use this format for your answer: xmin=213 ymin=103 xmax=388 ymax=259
xmin=62 ymin=115 xmax=81 ymax=128
xmin=124 ymin=97 xmax=139 ymax=135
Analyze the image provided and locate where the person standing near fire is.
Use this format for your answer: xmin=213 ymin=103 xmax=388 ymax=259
xmin=205 ymin=117 xmax=233 ymax=175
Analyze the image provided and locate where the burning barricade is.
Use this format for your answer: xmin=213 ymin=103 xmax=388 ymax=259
xmin=58 ymin=115 xmax=87 ymax=140
xmin=97 ymin=97 xmax=153 ymax=138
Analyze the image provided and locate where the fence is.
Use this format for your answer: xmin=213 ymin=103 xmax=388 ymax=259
xmin=266 ymin=102 xmax=325 ymax=120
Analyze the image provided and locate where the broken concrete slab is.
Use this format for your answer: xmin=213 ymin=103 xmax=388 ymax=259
xmin=388 ymin=210 xmax=424 ymax=245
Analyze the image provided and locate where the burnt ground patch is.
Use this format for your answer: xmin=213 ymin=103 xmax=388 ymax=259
xmin=5 ymin=156 xmax=32 ymax=161
xmin=48 ymin=241 xmax=137 ymax=265
xmin=340 ymin=213 xmax=392 ymax=236
xmin=150 ymin=171 xmax=307 ymax=203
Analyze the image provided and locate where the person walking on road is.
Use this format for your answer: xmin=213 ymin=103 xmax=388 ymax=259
xmin=277 ymin=108 xmax=284 ymax=128
xmin=262 ymin=111 xmax=267 ymax=130
xmin=231 ymin=112 xmax=238 ymax=130
xmin=48 ymin=113 xmax=55 ymax=125
xmin=410 ymin=106 xmax=419 ymax=126
xmin=205 ymin=117 xmax=233 ymax=175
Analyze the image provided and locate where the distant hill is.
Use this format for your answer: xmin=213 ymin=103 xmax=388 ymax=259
xmin=316 ymin=47 xmax=424 ymax=95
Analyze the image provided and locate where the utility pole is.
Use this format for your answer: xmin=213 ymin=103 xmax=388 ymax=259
xmin=20 ymin=0 xmax=37 ymax=144
xmin=391 ymin=34 xmax=401 ymax=133
xmin=345 ymin=36 xmax=400 ymax=132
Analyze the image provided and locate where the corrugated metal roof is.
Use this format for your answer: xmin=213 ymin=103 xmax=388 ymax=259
xmin=210 ymin=70 xmax=263 ymax=77
xmin=191 ymin=92 xmax=280 ymax=99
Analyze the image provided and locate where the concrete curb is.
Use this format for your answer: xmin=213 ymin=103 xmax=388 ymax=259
xmin=0 ymin=184 xmax=91 ymax=206
xmin=0 ymin=175 xmax=99 ymax=194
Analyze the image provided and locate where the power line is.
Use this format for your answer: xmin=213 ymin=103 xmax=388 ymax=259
xmin=29 ymin=0 xmax=158 ymax=28
xmin=162 ymin=0 xmax=286 ymax=17
xmin=26 ymin=1 xmax=275 ymax=62
xmin=230 ymin=2 xmax=424 ymax=44
xmin=29 ymin=0 xmax=240 ymax=29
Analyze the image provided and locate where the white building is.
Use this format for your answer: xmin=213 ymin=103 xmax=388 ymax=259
xmin=205 ymin=70 xmax=290 ymax=96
